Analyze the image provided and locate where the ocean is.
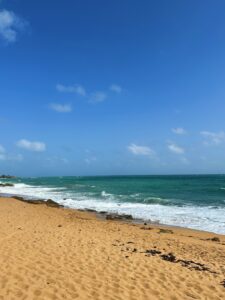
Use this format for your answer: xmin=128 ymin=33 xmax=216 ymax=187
xmin=1 ymin=175 xmax=225 ymax=234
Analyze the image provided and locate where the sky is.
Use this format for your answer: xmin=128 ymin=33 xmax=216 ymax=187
xmin=1 ymin=0 xmax=225 ymax=176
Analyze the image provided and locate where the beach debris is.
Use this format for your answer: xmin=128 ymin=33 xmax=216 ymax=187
xmin=177 ymin=259 xmax=213 ymax=272
xmin=161 ymin=253 xmax=176 ymax=262
xmin=127 ymin=241 xmax=134 ymax=244
xmin=144 ymin=249 xmax=217 ymax=274
xmin=140 ymin=226 xmax=153 ymax=230
xmin=145 ymin=249 xmax=162 ymax=256
xmin=158 ymin=228 xmax=174 ymax=234
xmin=220 ymin=279 xmax=225 ymax=287
xmin=58 ymin=224 xmax=62 ymax=227
xmin=106 ymin=213 xmax=133 ymax=221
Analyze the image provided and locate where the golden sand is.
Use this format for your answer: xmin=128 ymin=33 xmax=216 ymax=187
xmin=0 ymin=196 xmax=224 ymax=300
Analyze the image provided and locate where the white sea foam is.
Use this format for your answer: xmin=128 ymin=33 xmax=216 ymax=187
xmin=1 ymin=182 xmax=225 ymax=234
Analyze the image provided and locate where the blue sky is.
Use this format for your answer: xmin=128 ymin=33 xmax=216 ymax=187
xmin=1 ymin=0 xmax=225 ymax=176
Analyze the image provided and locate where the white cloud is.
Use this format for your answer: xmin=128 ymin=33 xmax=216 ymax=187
xmin=0 ymin=9 xmax=27 ymax=43
xmin=200 ymin=131 xmax=225 ymax=145
xmin=128 ymin=143 xmax=155 ymax=156
xmin=90 ymin=91 xmax=107 ymax=103
xmin=56 ymin=84 xmax=86 ymax=96
xmin=17 ymin=139 xmax=46 ymax=152
xmin=172 ymin=127 xmax=187 ymax=135
xmin=50 ymin=103 xmax=72 ymax=113
xmin=168 ymin=143 xmax=185 ymax=154
xmin=110 ymin=84 xmax=122 ymax=94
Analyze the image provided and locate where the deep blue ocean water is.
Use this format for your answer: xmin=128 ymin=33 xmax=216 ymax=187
xmin=1 ymin=175 xmax=225 ymax=234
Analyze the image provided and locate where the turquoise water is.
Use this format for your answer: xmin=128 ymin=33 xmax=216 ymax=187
xmin=1 ymin=175 xmax=225 ymax=234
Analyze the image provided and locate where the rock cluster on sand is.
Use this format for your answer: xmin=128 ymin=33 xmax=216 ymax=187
xmin=106 ymin=213 xmax=133 ymax=221
xmin=0 ymin=183 xmax=14 ymax=187
xmin=13 ymin=196 xmax=63 ymax=208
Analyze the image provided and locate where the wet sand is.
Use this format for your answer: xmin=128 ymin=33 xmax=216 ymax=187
xmin=0 ymin=196 xmax=224 ymax=300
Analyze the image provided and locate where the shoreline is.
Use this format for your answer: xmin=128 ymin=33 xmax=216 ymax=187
xmin=1 ymin=174 xmax=225 ymax=235
xmin=0 ymin=196 xmax=225 ymax=299
xmin=1 ymin=192 xmax=225 ymax=236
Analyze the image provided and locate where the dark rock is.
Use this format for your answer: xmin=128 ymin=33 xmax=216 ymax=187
xmin=210 ymin=237 xmax=220 ymax=242
xmin=121 ymin=214 xmax=133 ymax=220
xmin=13 ymin=196 xmax=63 ymax=208
xmin=13 ymin=196 xmax=26 ymax=201
xmin=13 ymin=196 xmax=43 ymax=204
xmin=159 ymin=228 xmax=174 ymax=234
xmin=105 ymin=213 xmax=120 ymax=220
xmin=160 ymin=253 xmax=176 ymax=262
xmin=0 ymin=183 xmax=14 ymax=187
xmin=106 ymin=213 xmax=133 ymax=221
xmin=45 ymin=199 xmax=63 ymax=208
xmin=85 ymin=208 xmax=96 ymax=213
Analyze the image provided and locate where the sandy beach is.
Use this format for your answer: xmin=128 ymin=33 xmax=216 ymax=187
xmin=0 ymin=196 xmax=224 ymax=300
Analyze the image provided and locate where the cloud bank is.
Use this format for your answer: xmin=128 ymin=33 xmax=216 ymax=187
xmin=128 ymin=143 xmax=155 ymax=156
xmin=172 ymin=127 xmax=187 ymax=135
xmin=0 ymin=9 xmax=27 ymax=43
xmin=200 ymin=131 xmax=225 ymax=145
xmin=90 ymin=92 xmax=107 ymax=103
xmin=168 ymin=143 xmax=185 ymax=154
xmin=17 ymin=139 xmax=46 ymax=152
xmin=110 ymin=84 xmax=122 ymax=94
xmin=56 ymin=84 xmax=86 ymax=96
xmin=50 ymin=103 xmax=72 ymax=113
